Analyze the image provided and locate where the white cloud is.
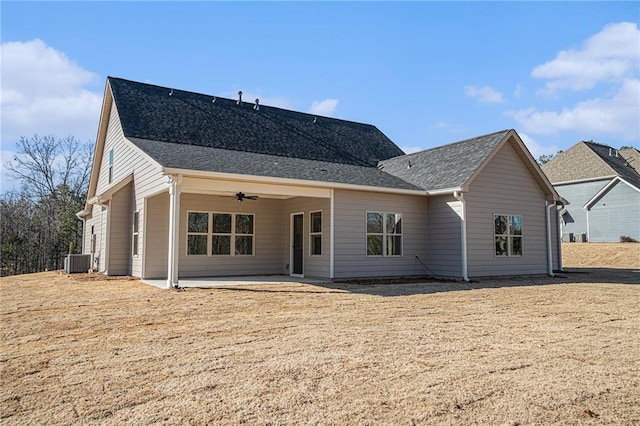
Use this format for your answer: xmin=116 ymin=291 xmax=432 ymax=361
xmin=464 ymin=85 xmax=505 ymax=104
xmin=513 ymin=84 xmax=524 ymax=97
xmin=518 ymin=132 xmax=560 ymax=161
xmin=508 ymin=78 xmax=640 ymax=141
xmin=400 ymin=146 xmax=422 ymax=154
xmin=308 ymin=98 xmax=339 ymax=116
xmin=532 ymin=22 xmax=640 ymax=94
xmin=0 ymin=39 xmax=102 ymax=144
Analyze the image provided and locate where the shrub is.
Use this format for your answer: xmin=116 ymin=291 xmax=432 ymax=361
xmin=620 ymin=236 xmax=638 ymax=243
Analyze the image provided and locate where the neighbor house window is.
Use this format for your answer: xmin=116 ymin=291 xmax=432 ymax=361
xmin=310 ymin=211 xmax=322 ymax=256
xmin=187 ymin=212 xmax=254 ymax=256
xmin=494 ymin=214 xmax=523 ymax=256
xmin=108 ymin=149 xmax=114 ymax=184
xmin=132 ymin=211 xmax=139 ymax=256
xmin=366 ymin=212 xmax=402 ymax=256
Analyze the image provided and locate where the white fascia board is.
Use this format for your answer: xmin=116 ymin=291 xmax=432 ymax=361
xmin=583 ymin=176 xmax=640 ymax=210
xmin=553 ymin=175 xmax=616 ymax=186
xmin=425 ymin=187 xmax=463 ymax=196
xmin=95 ymin=173 xmax=134 ymax=204
xmin=161 ymin=167 xmax=427 ymax=197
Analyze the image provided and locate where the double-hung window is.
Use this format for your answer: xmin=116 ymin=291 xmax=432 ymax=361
xmin=494 ymin=214 xmax=523 ymax=256
xmin=366 ymin=212 xmax=402 ymax=256
xmin=310 ymin=211 xmax=322 ymax=256
xmin=187 ymin=212 xmax=254 ymax=256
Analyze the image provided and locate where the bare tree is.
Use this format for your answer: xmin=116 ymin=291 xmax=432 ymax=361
xmin=1 ymin=135 xmax=93 ymax=275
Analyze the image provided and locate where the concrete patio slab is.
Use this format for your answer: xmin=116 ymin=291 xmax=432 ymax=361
xmin=142 ymin=275 xmax=330 ymax=289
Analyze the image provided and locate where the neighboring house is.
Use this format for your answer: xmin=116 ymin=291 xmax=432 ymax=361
xmin=78 ymin=77 xmax=564 ymax=288
xmin=542 ymin=142 xmax=640 ymax=243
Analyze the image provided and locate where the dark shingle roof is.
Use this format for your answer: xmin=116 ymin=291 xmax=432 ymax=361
xmin=584 ymin=142 xmax=640 ymax=188
xmin=109 ymin=77 xmax=404 ymax=168
xmin=378 ymin=130 xmax=510 ymax=192
xmin=129 ymin=137 xmax=422 ymax=191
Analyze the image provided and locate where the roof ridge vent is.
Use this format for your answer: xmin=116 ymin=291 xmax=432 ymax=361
xmin=237 ymin=91 xmax=243 ymax=105
xmin=254 ymin=98 xmax=259 ymax=111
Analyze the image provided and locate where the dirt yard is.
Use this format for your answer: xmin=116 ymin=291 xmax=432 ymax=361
xmin=1 ymin=244 xmax=638 ymax=425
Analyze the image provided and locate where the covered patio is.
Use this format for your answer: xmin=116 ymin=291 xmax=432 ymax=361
xmin=143 ymin=173 xmax=335 ymax=288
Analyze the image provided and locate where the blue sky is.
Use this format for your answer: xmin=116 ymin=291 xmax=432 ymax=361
xmin=1 ymin=1 xmax=639 ymax=192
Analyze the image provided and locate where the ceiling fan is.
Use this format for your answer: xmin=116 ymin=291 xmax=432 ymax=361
xmin=235 ymin=192 xmax=259 ymax=202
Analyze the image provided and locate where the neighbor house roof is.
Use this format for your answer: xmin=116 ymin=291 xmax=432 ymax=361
xmin=542 ymin=141 xmax=640 ymax=189
xmin=108 ymin=77 xmax=404 ymax=168
xmin=620 ymin=147 xmax=640 ymax=174
xmin=378 ymin=130 xmax=511 ymax=192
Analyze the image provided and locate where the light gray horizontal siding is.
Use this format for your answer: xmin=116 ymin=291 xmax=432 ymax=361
xmin=555 ymin=179 xmax=610 ymax=239
xmin=425 ymin=195 xmax=462 ymax=277
xmin=333 ymin=189 xmax=428 ymax=278
xmin=177 ymin=193 xmax=283 ymax=278
xmin=90 ymin=100 xmax=168 ymax=277
xmin=107 ymin=183 xmax=132 ymax=275
xmin=280 ymin=197 xmax=330 ymax=278
xmin=143 ymin=192 xmax=169 ymax=279
xmin=465 ymin=141 xmax=550 ymax=276
xmin=588 ymin=181 xmax=640 ymax=242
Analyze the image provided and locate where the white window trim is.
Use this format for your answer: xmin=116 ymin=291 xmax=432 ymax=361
xmin=309 ymin=210 xmax=323 ymax=257
xmin=365 ymin=211 xmax=403 ymax=257
xmin=493 ymin=213 xmax=523 ymax=257
xmin=132 ymin=210 xmax=140 ymax=257
xmin=186 ymin=211 xmax=255 ymax=257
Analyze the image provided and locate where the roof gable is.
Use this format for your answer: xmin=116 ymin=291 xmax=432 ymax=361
xmin=379 ymin=129 xmax=559 ymax=199
xmin=378 ymin=130 xmax=510 ymax=192
xmin=108 ymin=77 xmax=404 ymax=167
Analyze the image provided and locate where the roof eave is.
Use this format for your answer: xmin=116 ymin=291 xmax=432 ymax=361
xmin=161 ymin=167 xmax=427 ymax=196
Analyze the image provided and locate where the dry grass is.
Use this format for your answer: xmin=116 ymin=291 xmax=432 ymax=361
xmin=1 ymin=244 xmax=639 ymax=425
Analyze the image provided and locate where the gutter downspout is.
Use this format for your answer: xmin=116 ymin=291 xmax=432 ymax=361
xmin=545 ymin=201 xmax=555 ymax=277
xmin=556 ymin=206 xmax=564 ymax=272
xmin=453 ymin=191 xmax=469 ymax=282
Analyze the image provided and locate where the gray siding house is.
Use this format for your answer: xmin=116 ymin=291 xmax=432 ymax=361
xmin=78 ymin=77 xmax=564 ymax=288
xmin=542 ymin=142 xmax=640 ymax=243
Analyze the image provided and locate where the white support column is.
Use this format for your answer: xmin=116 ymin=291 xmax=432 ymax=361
xmin=167 ymin=175 xmax=182 ymax=288
xmin=545 ymin=201 xmax=555 ymax=277
xmin=329 ymin=189 xmax=335 ymax=279
xmin=453 ymin=191 xmax=469 ymax=282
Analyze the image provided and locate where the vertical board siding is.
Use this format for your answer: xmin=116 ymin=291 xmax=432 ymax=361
xmin=280 ymin=197 xmax=331 ymax=278
xmin=555 ymin=179 xmax=610 ymax=240
xmin=90 ymin=100 xmax=168 ymax=277
xmin=588 ymin=182 xmax=640 ymax=242
xmin=425 ymin=195 xmax=462 ymax=277
xmin=144 ymin=192 xmax=169 ymax=279
xmin=465 ymin=142 xmax=549 ymax=276
xmin=107 ymin=183 xmax=132 ymax=275
xmin=332 ymin=189 xmax=428 ymax=278
xmin=177 ymin=193 xmax=283 ymax=278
